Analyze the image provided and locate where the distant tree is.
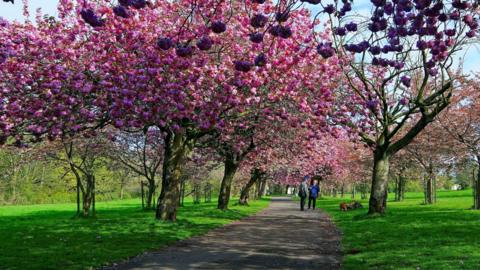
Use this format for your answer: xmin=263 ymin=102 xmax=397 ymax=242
xmin=47 ymin=136 xmax=106 ymax=217
xmin=0 ymin=147 xmax=37 ymax=203
xmin=106 ymin=159 xmax=136 ymax=200
xmin=107 ymin=130 xmax=163 ymax=209
xmin=440 ymin=76 xmax=480 ymax=209
xmin=404 ymin=122 xmax=457 ymax=204
xmin=390 ymin=150 xmax=418 ymax=201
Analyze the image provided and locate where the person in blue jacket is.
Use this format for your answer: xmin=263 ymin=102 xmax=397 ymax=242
xmin=308 ymin=179 xmax=320 ymax=210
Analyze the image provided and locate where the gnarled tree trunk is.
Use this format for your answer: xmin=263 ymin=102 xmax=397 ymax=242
xmin=239 ymin=168 xmax=261 ymax=205
xmin=218 ymin=152 xmax=239 ymax=210
xmin=156 ymin=130 xmax=191 ymax=221
xmin=368 ymin=149 xmax=390 ymax=215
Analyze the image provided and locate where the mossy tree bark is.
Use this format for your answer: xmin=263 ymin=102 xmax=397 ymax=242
xmin=217 ymin=152 xmax=239 ymax=210
xmin=216 ymin=139 xmax=255 ymax=210
xmin=423 ymin=166 xmax=436 ymax=204
xmin=368 ymin=150 xmax=390 ymax=215
xmin=156 ymin=129 xmax=194 ymax=221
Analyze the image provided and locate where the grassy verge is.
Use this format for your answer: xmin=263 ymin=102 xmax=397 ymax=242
xmin=317 ymin=190 xmax=480 ymax=270
xmin=0 ymin=197 xmax=270 ymax=270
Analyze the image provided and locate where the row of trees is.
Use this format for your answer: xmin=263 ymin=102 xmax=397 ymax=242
xmin=1 ymin=0 xmax=478 ymax=219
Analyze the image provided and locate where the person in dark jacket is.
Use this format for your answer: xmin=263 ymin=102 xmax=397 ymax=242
xmin=308 ymin=179 xmax=320 ymax=210
xmin=298 ymin=176 xmax=309 ymax=211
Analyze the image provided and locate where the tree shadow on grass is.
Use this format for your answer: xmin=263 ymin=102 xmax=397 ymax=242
xmin=319 ymin=197 xmax=480 ymax=270
xmin=0 ymin=200 xmax=268 ymax=270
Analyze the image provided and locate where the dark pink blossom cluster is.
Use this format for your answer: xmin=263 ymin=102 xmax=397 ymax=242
xmin=318 ymin=0 xmax=478 ymax=77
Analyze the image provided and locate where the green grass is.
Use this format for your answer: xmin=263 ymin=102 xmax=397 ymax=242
xmin=318 ymin=189 xmax=480 ymax=270
xmin=0 ymin=197 xmax=270 ymax=270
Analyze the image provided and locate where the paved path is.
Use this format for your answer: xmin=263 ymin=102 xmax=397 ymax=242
xmin=105 ymin=197 xmax=342 ymax=270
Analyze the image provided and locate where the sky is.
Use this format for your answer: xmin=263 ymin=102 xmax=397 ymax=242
xmin=1 ymin=0 xmax=479 ymax=73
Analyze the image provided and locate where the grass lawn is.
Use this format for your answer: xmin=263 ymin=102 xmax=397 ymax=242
xmin=318 ymin=189 xmax=480 ymax=270
xmin=0 ymin=197 xmax=270 ymax=270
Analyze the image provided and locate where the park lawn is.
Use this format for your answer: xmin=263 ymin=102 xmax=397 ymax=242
xmin=0 ymin=197 xmax=270 ymax=270
xmin=318 ymin=189 xmax=480 ymax=270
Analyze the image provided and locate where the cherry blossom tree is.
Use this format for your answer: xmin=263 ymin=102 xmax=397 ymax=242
xmin=46 ymin=136 xmax=106 ymax=217
xmin=404 ymin=121 xmax=457 ymax=204
xmin=206 ymin=56 xmax=342 ymax=210
xmin=296 ymin=0 xmax=479 ymax=214
xmin=0 ymin=0 xmax=345 ymax=220
xmin=440 ymin=75 xmax=480 ymax=209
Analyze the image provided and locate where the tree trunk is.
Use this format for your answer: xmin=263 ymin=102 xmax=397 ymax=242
xmin=396 ymin=178 xmax=399 ymax=201
xmin=217 ymin=153 xmax=239 ymax=210
xmin=239 ymin=169 xmax=260 ymax=205
xmin=82 ymin=175 xmax=95 ymax=217
xmin=82 ymin=192 xmax=92 ymax=217
xmin=146 ymin=179 xmax=156 ymax=209
xmin=351 ymin=185 xmax=356 ymax=199
xmin=92 ymin=175 xmax=96 ymax=216
xmin=474 ymin=160 xmax=480 ymax=210
xmin=120 ymin=181 xmax=125 ymax=200
xmin=156 ymin=130 xmax=191 ymax=221
xmin=257 ymin=176 xmax=267 ymax=199
xmin=179 ymin=179 xmax=185 ymax=206
xmin=76 ymin=176 xmax=80 ymax=215
xmin=361 ymin=190 xmax=367 ymax=200
xmin=399 ymin=175 xmax=406 ymax=201
xmin=141 ymin=182 xmax=145 ymax=209
xmin=424 ymin=172 xmax=434 ymax=204
xmin=77 ymin=174 xmax=96 ymax=217
xmin=368 ymin=150 xmax=390 ymax=215
xmin=340 ymin=184 xmax=345 ymax=198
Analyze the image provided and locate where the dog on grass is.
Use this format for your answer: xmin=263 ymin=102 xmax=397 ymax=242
xmin=339 ymin=202 xmax=348 ymax=211
xmin=340 ymin=201 xmax=363 ymax=211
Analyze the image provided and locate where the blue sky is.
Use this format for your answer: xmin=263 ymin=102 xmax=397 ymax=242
xmin=1 ymin=0 xmax=479 ymax=73
xmin=2 ymin=1 xmax=58 ymax=21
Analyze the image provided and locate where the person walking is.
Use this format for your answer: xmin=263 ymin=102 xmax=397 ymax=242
xmin=308 ymin=179 xmax=320 ymax=210
xmin=298 ymin=176 xmax=309 ymax=211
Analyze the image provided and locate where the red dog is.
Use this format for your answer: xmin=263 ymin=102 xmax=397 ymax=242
xmin=339 ymin=202 xmax=348 ymax=211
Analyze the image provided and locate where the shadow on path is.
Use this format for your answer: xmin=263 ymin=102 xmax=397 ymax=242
xmin=103 ymin=197 xmax=342 ymax=270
